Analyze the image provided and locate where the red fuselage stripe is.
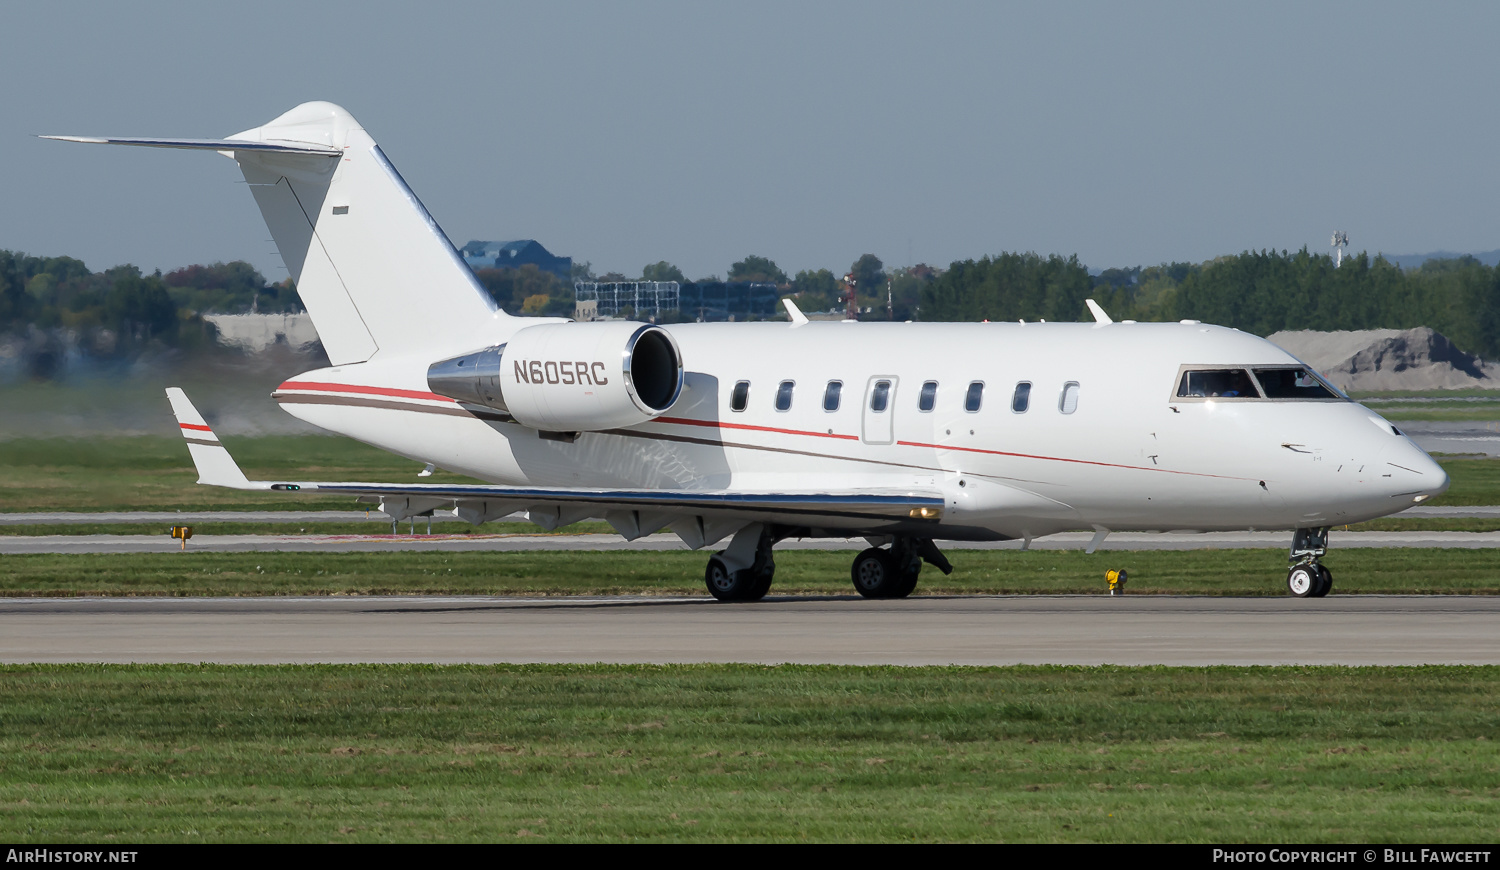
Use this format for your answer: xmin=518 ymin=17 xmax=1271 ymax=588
xmin=277 ymin=380 xmax=454 ymax=403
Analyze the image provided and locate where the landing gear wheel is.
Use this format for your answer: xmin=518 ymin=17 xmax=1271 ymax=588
xmin=704 ymin=554 xmax=773 ymax=602
xmin=1311 ymin=565 xmax=1333 ymax=598
xmin=1287 ymin=563 xmax=1319 ymax=598
xmin=852 ymin=547 xmax=898 ymax=598
xmin=746 ymin=565 xmax=775 ymax=601
xmin=886 ymin=569 xmax=920 ymax=599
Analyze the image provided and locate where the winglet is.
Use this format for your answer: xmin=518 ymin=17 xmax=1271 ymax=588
xmin=1085 ymin=299 xmax=1113 ymax=325
xmin=164 ymin=388 xmax=261 ymax=490
xmin=782 ymin=297 xmax=809 ymax=326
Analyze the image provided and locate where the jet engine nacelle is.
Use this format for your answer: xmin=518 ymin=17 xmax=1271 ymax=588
xmin=426 ymin=322 xmax=684 ymax=432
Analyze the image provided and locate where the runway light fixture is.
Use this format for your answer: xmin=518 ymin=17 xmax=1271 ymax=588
xmin=170 ymin=525 xmax=194 ymax=550
xmin=1106 ymin=568 xmax=1128 ymax=595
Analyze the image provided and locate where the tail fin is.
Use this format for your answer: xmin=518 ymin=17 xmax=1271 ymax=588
xmin=48 ymin=102 xmax=511 ymax=364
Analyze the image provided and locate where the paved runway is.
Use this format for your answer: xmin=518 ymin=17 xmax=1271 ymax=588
xmin=1 ymin=595 xmax=1495 ymax=666
xmin=7 ymin=528 xmax=1500 ymax=554
xmin=1403 ymin=421 xmax=1500 ymax=457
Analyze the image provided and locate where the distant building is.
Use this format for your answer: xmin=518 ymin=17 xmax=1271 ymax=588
xmin=460 ymin=239 xmax=572 ymax=281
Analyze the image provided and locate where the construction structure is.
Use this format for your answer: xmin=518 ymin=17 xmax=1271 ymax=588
xmin=1332 ymin=231 xmax=1350 ymax=268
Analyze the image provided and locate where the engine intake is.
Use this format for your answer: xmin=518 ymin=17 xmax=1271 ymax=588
xmin=427 ymin=322 xmax=683 ymax=431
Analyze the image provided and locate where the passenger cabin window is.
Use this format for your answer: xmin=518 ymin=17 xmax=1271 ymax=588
xmin=1012 ymin=381 xmax=1031 ymax=413
xmin=965 ymin=381 xmax=984 ymax=412
xmin=1177 ymin=369 xmax=1260 ymax=399
xmin=775 ymin=380 xmax=795 ymax=411
xmin=1253 ymin=368 xmax=1339 ymax=399
xmin=870 ymin=380 xmax=891 ymax=412
xmin=824 ymin=380 xmax=842 ymax=411
xmin=1059 ymin=381 xmax=1080 ymax=414
xmin=731 ymin=380 xmax=750 ymax=412
xmin=919 ymin=381 xmax=937 ymax=412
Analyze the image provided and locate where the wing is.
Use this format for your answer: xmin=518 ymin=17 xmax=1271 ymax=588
xmin=166 ymin=388 xmax=944 ymax=548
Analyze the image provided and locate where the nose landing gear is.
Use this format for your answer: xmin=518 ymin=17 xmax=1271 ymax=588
xmin=1287 ymin=527 xmax=1333 ymax=598
xmin=704 ymin=523 xmax=777 ymax=602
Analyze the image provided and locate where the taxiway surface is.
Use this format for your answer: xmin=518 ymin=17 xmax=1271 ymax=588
xmin=3 ymin=595 xmax=1496 ymax=666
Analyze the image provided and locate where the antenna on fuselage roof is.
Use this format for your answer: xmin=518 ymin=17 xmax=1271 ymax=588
xmin=1085 ymin=298 xmax=1113 ymax=324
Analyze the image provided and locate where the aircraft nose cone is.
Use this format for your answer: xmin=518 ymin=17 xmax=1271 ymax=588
xmin=1382 ymin=438 xmax=1449 ymax=503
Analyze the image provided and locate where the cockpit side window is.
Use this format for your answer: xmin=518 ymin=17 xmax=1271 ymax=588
xmin=1252 ymin=368 xmax=1340 ymax=399
xmin=1175 ymin=369 xmax=1261 ymax=399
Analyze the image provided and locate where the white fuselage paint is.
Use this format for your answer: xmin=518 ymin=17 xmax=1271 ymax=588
xmin=271 ymin=319 xmax=1448 ymax=541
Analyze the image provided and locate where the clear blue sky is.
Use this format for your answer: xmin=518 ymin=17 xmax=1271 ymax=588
xmin=4 ymin=1 xmax=1497 ymax=281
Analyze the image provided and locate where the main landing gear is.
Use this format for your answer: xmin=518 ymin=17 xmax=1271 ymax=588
xmin=851 ymin=537 xmax=953 ymax=599
xmin=1287 ymin=526 xmax=1333 ymax=598
xmin=703 ymin=526 xmax=955 ymax=602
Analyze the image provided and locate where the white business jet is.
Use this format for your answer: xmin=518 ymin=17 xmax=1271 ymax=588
xmin=48 ymin=102 xmax=1449 ymax=601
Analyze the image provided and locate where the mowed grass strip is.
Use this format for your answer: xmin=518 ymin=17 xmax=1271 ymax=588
xmin=0 ymin=664 xmax=1496 ymax=843
xmin=4 ymin=548 xmax=1500 ymax=597
xmin=0 ymin=436 xmax=479 ymax=513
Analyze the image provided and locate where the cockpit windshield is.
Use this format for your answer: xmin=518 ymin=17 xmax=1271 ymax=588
xmin=1173 ymin=366 xmax=1345 ymax=402
xmin=1177 ymin=369 xmax=1260 ymax=399
xmin=1252 ymin=368 xmax=1340 ymax=399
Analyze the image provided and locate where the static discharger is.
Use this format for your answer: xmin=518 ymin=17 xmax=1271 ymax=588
xmin=1106 ymin=568 xmax=1128 ymax=595
xmin=170 ymin=526 xmax=194 ymax=550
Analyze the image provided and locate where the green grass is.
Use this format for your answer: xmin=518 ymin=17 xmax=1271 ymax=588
xmin=1428 ymin=458 xmax=1500 ymax=506
xmin=0 ymin=663 xmax=1495 ymax=842
xmin=5 ymin=548 xmax=1500 ymax=597
xmin=0 ymin=436 xmax=481 ymax=513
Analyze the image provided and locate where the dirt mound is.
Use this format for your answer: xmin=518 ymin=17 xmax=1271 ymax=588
xmin=1266 ymin=327 xmax=1498 ymax=392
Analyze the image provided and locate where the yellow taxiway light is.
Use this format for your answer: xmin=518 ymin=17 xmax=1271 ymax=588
xmin=170 ymin=526 xmax=194 ymax=550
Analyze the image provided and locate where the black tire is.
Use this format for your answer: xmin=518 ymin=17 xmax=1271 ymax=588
xmin=851 ymin=547 xmax=897 ymax=598
xmin=886 ymin=569 xmax=920 ymax=599
xmin=705 ymin=554 xmax=772 ymax=602
xmin=1311 ymin=565 xmax=1333 ymax=598
xmin=1287 ymin=563 xmax=1318 ymax=598
xmin=745 ymin=565 xmax=775 ymax=601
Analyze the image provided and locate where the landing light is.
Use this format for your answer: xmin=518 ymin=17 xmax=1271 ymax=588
xmin=909 ymin=507 xmax=943 ymax=519
xmin=1413 ymin=494 xmax=1431 ymax=504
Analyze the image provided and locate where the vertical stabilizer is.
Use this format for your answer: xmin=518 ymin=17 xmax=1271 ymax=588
xmin=227 ymin=102 xmax=506 ymax=363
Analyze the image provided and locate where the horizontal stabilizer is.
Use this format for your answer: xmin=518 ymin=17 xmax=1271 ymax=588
xmin=39 ymin=135 xmax=341 ymax=156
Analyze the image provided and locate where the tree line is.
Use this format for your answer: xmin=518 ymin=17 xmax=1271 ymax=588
xmin=7 ymin=246 xmax=1500 ymax=366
